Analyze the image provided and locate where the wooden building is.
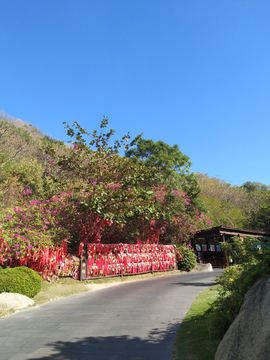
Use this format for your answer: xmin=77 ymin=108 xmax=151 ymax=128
xmin=192 ymin=226 xmax=269 ymax=268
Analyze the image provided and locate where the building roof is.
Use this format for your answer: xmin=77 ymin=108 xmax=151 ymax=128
xmin=194 ymin=225 xmax=270 ymax=238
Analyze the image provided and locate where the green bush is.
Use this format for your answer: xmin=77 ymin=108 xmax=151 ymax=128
xmin=211 ymin=237 xmax=270 ymax=335
xmin=0 ymin=266 xmax=42 ymax=297
xmin=220 ymin=236 xmax=263 ymax=265
xmin=177 ymin=246 xmax=197 ymax=271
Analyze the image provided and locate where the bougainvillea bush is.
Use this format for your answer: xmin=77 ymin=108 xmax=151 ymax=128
xmin=2 ymin=192 xmax=74 ymax=248
xmin=0 ymin=228 xmax=79 ymax=280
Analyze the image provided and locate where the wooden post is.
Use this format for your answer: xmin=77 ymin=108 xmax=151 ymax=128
xmin=222 ymin=234 xmax=229 ymax=268
xmin=79 ymin=243 xmax=88 ymax=281
xmin=173 ymin=246 xmax=178 ymax=270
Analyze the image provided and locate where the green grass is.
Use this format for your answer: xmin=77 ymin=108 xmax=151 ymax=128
xmin=172 ymin=285 xmax=222 ymax=360
xmin=0 ymin=308 xmax=15 ymax=317
xmin=33 ymin=277 xmax=91 ymax=305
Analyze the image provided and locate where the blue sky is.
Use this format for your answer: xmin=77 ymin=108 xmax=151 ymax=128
xmin=1 ymin=0 xmax=270 ymax=187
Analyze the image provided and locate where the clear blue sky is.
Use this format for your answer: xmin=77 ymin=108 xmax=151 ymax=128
xmin=1 ymin=0 xmax=270 ymax=187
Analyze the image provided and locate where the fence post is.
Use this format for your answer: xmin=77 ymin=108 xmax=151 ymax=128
xmin=79 ymin=243 xmax=88 ymax=281
xmin=173 ymin=246 xmax=178 ymax=270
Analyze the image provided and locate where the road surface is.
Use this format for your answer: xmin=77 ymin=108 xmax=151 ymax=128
xmin=0 ymin=269 xmax=223 ymax=360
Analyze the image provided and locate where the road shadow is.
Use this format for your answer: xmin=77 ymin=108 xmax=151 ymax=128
xmin=28 ymin=322 xmax=180 ymax=360
xmin=171 ymin=282 xmax=215 ymax=287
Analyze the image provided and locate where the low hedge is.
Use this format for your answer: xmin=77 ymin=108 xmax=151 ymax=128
xmin=177 ymin=247 xmax=197 ymax=271
xmin=0 ymin=266 xmax=42 ymax=297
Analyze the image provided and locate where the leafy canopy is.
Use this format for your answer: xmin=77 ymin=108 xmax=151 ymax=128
xmin=125 ymin=138 xmax=191 ymax=176
xmin=125 ymin=138 xmax=204 ymax=211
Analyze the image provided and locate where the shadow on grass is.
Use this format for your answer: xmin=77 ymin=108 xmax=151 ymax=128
xmin=172 ymin=286 xmax=222 ymax=360
xmin=172 ymin=312 xmax=222 ymax=360
xmin=28 ymin=322 xmax=180 ymax=360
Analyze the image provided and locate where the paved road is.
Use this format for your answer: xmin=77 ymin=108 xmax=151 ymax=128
xmin=0 ymin=269 xmax=222 ymax=360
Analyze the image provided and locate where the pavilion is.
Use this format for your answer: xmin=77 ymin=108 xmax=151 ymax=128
xmin=192 ymin=225 xmax=270 ymax=268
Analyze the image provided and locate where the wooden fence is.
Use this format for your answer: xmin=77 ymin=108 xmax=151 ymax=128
xmin=79 ymin=243 xmax=178 ymax=281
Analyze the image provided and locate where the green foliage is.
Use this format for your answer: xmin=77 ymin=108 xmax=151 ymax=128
xmin=0 ymin=266 xmax=42 ymax=297
xmin=240 ymin=181 xmax=270 ymax=230
xmin=220 ymin=236 xmax=262 ymax=264
xmin=177 ymin=245 xmax=197 ymax=271
xmin=198 ymin=174 xmax=270 ymax=231
xmin=0 ymin=157 xmax=44 ymax=214
xmin=0 ymin=116 xmax=35 ymax=167
xmin=241 ymin=181 xmax=270 ymax=192
xmin=196 ymin=173 xmax=260 ymax=228
xmin=211 ymin=236 xmax=270 ymax=335
xmin=200 ymin=194 xmax=247 ymax=228
xmin=0 ymin=113 xmax=69 ymax=212
xmin=247 ymin=196 xmax=270 ymax=230
xmin=125 ymin=138 xmax=204 ymax=212
xmin=125 ymin=138 xmax=191 ymax=174
xmin=41 ymin=135 xmax=66 ymax=148
xmin=43 ymin=120 xmax=161 ymax=230
xmin=2 ymin=193 xmax=74 ymax=249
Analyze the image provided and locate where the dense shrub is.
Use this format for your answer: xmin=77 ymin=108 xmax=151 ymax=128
xmin=0 ymin=266 xmax=42 ymax=297
xmin=177 ymin=246 xmax=197 ymax=271
xmin=211 ymin=236 xmax=270 ymax=335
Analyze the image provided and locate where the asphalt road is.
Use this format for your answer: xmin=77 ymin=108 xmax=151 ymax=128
xmin=0 ymin=269 xmax=223 ymax=360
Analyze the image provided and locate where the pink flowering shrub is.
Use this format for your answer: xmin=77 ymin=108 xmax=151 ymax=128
xmin=1 ymin=192 xmax=76 ymax=248
xmin=0 ymin=228 xmax=79 ymax=280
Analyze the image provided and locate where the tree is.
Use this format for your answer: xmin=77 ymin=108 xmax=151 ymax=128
xmin=0 ymin=118 xmax=32 ymax=168
xmin=42 ymin=119 xmax=165 ymax=246
xmin=125 ymin=138 xmax=191 ymax=176
xmin=43 ymin=120 xmax=211 ymax=247
xmin=125 ymin=138 xmax=203 ymax=211
xmin=240 ymin=181 xmax=270 ymax=229
xmin=241 ymin=181 xmax=270 ymax=193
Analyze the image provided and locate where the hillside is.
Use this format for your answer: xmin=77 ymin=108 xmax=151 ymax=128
xmin=0 ymin=112 xmax=69 ymax=216
xmin=196 ymin=173 xmax=270 ymax=230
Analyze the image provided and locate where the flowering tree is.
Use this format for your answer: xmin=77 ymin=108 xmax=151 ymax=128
xmin=42 ymin=119 xmax=163 ymax=245
xmin=0 ymin=117 xmax=212 ymax=273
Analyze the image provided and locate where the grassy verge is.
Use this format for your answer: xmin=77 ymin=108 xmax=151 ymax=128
xmin=33 ymin=277 xmax=91 ymax=305
xmin=0 ymin=308 xmax=15 ymax=318
xmin=172 ymin=285 xmax=222 ymax=360
xmin=0 ymin=269 xmax=182 ymax=317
